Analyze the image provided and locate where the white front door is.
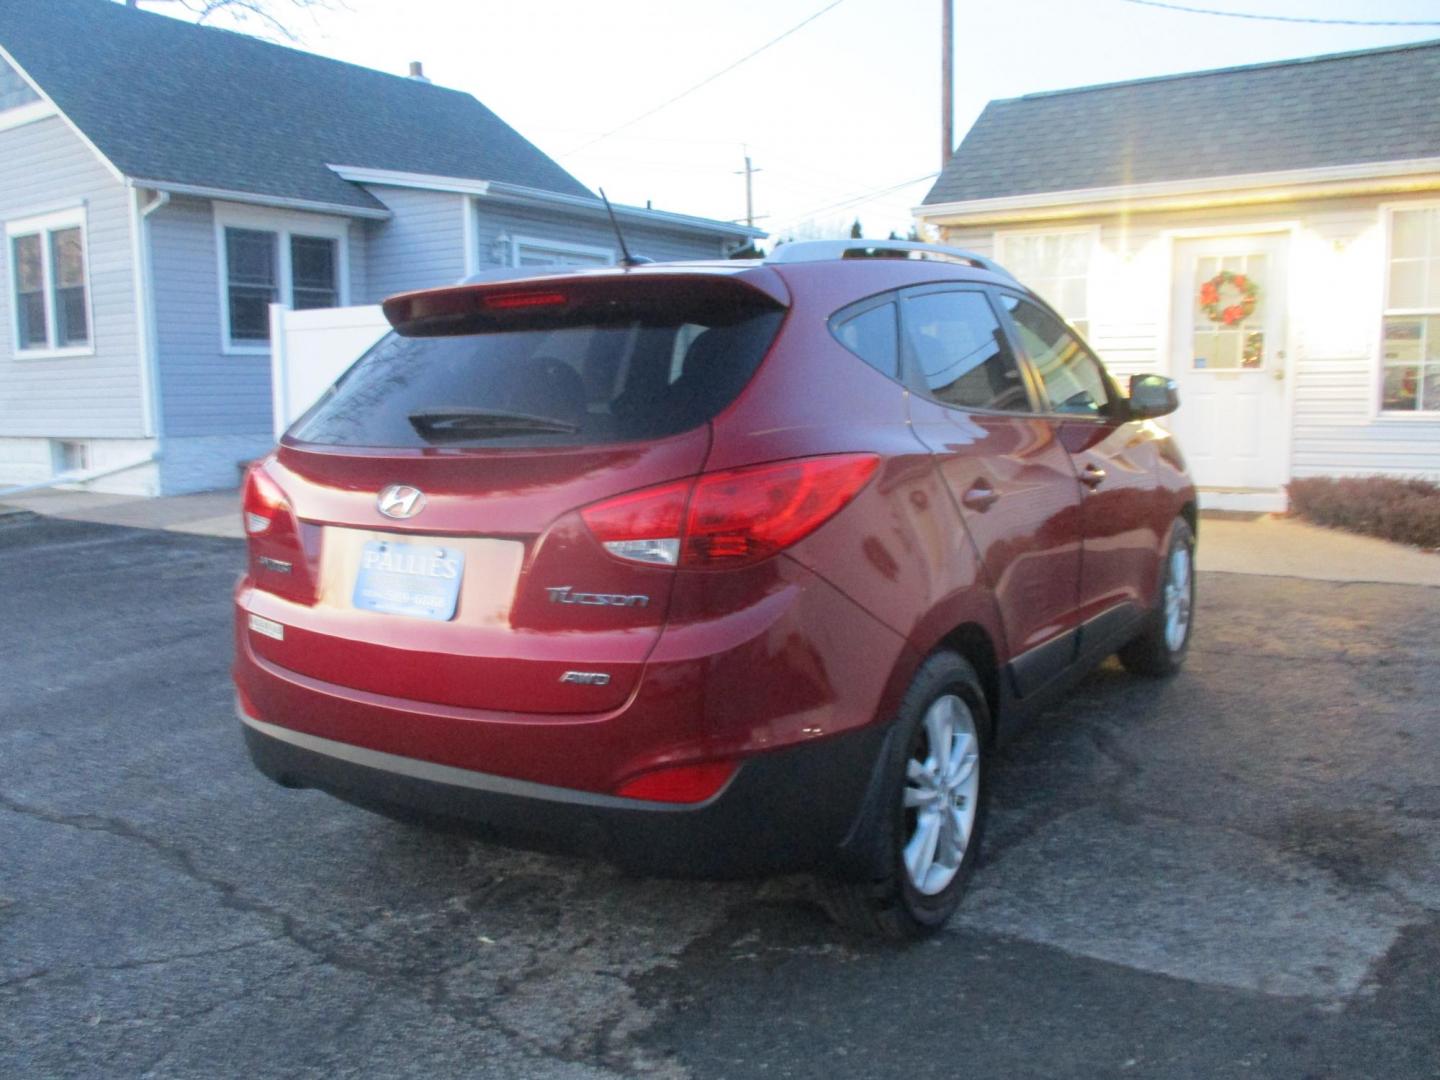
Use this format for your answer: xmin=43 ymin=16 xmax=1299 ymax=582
xmin=1168 ymin=234 xmax=1289 ymax=495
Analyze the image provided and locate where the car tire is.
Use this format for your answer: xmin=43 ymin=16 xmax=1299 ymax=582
xmin=821 ymin=650 xmax=990 ymax=940
xmin=1118 ymin=516 xmax=1196 ymax=677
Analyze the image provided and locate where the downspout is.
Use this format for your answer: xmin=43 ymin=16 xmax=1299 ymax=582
xmin=126 ymin=183 xmax=168 ymax=446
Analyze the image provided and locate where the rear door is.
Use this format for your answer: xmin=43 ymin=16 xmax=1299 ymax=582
xmin=898 ymin=285 xmax=1084 ymax=694
xmin=994 ymin=291 xmax=1165 ymax=629
xmin=243 ymin=273 xmax=786 ymax=715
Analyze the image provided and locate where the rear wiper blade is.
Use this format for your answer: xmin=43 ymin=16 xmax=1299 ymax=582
xmin=407 ymin=407 xmax=580 ymax=439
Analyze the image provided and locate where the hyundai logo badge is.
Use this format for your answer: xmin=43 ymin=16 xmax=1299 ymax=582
xmin=377 ymin=484 xmax=426 ymax=520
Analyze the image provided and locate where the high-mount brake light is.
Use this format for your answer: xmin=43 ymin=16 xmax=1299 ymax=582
xmin=580 ymin=454 xmax=879 ymax=569
xmin=242 ymin=464 xmax=289 ymax=535
xmin=614 ymin=760 xmax=737 ymax=803
xmin=482 ymin=291 xmax=568 ymax=311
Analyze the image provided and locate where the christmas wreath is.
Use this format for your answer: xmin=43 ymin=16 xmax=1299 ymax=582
xmin=1199 ymin=270 xmax=1258 ymax=326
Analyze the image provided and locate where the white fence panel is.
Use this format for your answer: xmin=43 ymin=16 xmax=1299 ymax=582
xmin=269 ymin=304 xmax=390 ymax=438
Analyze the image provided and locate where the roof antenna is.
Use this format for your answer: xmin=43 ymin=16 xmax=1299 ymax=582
xmin=599 ymin=188 xmax=652 ymax=267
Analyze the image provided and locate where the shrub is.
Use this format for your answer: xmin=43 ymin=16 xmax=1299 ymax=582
xmin=1287 ymin=475 xmax=1440 ymax=550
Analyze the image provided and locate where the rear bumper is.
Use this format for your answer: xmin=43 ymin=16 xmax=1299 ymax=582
xmin=241 ymin=705 xmax=887 ymax=879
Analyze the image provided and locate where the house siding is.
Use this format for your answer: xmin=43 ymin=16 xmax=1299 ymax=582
xmin=358 ymin=185 xmax=737 ymax=301
xmin=361 ymin=186 xmax=467 ymax=300
xmin=942 ymin=193 xmax=1440 ymax=482
xmin=471 ymin=200 xmax=730 ymax=270
xmin=147 ymin=195 xmax=366 ymax=492
xmin=0 ymin=115 xmax=141 ymax=441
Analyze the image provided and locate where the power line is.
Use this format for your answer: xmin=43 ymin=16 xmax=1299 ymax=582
xmin=564 ymin=0 xmax=846 ymax=156
xmin=1118 ymin=0 xmax=1440 ymax=26
xmin=768 ymin=171 xmax=940 ymax=231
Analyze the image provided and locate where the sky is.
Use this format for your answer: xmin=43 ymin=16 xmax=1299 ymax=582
xmin=145 ymin=0 xmax=1440 ymax=243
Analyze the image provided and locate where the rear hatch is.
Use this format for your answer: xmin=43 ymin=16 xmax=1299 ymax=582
xmin=241 ymin=269 xmax=788 ymax=715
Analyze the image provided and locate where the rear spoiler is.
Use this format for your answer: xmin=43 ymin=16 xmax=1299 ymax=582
xmin=382 ymin=268 xmax=791 ymax=338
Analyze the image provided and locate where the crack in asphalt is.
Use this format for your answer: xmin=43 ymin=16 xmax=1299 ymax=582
xmin=0 ymin=791 xmax=697 ymax=1077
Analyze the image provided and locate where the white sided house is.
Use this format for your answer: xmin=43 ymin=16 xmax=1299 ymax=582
xmin=918 ymin=40 xmax=1440 ymax=511
xmin=0 ymin=0 xmax=760 ymax=496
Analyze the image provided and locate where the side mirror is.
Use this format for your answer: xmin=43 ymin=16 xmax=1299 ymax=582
xmin=1128 ymin=373 xmax=1179 ymax=419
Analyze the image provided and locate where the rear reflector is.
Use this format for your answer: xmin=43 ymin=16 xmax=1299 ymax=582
xmin=581 ymin=453 xmax=879 ymax=569
xmin=614 ymin=760 xmax=738 ymax=803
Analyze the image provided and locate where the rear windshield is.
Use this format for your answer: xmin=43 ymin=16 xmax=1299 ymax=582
xmin=289 ymin=305 xmax=784 ymax=449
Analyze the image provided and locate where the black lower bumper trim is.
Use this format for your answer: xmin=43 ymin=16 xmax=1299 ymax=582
xmin=242 ymin=718 xmax=886 ymax=880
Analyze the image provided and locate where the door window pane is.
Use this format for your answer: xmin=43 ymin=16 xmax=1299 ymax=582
xmin=50 ymin=227 xmax=88 ymax=346
xmin=290 ymin=235 xmax=338 ymax=310
xmin=1001 ymin=295 xmax=1113 ymax=416
xmin=904 ymin=290 xmax=1030 ymax=411
xmin=832 ymin=301 xmax=899 ymax=379
xmin=226 ymin=227 xmax=278 ymax=341
xmin=1190 ymin=253 xmax=1266 ymax=371
xmin=11 ymin=233 xmax=47 ymax=348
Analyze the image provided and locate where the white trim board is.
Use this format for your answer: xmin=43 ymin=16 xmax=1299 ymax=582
xmin=330 ymin=164 xmax=765 ymax=240
xmin=917 ymin=157 xmax=1440 ymax=226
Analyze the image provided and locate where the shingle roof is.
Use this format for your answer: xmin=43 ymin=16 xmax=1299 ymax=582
xmin=924 ymin=39 xmax=1440 ymax=206
xmin=0 ymin=0 xmax=593 ymax=212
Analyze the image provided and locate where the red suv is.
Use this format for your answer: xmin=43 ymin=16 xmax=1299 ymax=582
xmin=235 ymin=241 xmax=1195 ymax=938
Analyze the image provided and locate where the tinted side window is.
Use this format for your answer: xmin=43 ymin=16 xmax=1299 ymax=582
xmin=832 ymin=301 xmax=899 ymax=379
xmin=1001 ymin=295 xmax=1113 ymax=417
xmin=902 ymin=290 xmax=1031 ymax=412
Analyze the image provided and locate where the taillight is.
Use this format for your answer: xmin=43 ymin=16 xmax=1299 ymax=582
xmin=580 ymin=480 xmax=688 ymax=566
xmin=615 ymin=760 xmax=737 ymax=803
xmin=581 ymin=453 xmax=878 ymax=569
xmin=242 ymin=463 xmax=289 ymax=535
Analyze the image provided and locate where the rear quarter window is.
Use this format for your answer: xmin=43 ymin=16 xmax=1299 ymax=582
xmin=831 ymin=300 xmax=900 ymax=379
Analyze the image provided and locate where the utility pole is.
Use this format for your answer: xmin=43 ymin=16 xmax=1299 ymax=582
xmin=941 ymin=0 xmax=953 ymax=169
xmin=736 ymin=150 xmax=762 ymax=229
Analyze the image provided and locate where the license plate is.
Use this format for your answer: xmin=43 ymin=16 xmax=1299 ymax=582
xmin=352 ymin=540 xmax=464 ymax=621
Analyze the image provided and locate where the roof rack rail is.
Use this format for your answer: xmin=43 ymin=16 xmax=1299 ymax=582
xmin=764 ymin=239 xmax=1016 ymax=280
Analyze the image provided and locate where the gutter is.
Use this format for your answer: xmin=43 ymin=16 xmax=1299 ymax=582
xmin=326 ymin=164 xmax=765 ymax=240
xmin=915 ymin=156 xmax=1440 ymax=226
xmin=128 ymin=178 xmax=392 ymax=220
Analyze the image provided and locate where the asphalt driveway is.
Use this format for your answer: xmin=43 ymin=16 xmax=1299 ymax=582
xmin=2 ymin=516 xmax=1437 ymax=1079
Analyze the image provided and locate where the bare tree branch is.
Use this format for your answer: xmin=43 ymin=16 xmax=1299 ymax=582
xmin=122 ymin=0 xmax=342 ymax=43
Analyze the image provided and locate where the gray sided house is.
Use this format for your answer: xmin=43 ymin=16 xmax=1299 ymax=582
xmin=0 ymin=0 xmax=760 ymax=496
xmin=918 ymin=41 xmax=1440 ymax=511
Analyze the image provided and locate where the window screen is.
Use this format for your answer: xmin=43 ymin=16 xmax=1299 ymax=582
xmin=290 ymin=235 xmax=338 ymax=311
xmin=11 ymin=233 xmax=46 ymax=348
xmin=226 ymin=228 xmax=278 ymax=341
xmin=903 ymin=290 xmax=1030 ymax=412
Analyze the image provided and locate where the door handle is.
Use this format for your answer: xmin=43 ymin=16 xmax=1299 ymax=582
xmin=1079 ymin=463 xmax=1107 ymax=488
xmin=962 ymin=481 xmax=999 ymax=512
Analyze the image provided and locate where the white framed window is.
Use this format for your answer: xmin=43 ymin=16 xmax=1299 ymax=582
xmin=6 ymin=206 xmax=92 ymax=358
xmin=508 ymin=235 xmax=613 ymax=269
xmin=1380 ymin=205 xmax=1440 ymax=414
xmin=214 ymin=204 xmax=349 ymax=353
xmin=993 ymin=227 xmax=1096 ymax=338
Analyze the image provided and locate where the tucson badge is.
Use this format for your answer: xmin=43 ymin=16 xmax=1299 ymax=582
xmin=377 ymin=484 xmax=425 ymax=520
